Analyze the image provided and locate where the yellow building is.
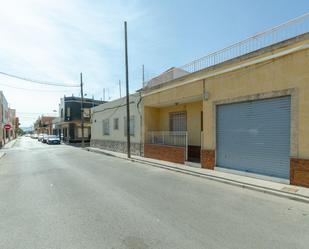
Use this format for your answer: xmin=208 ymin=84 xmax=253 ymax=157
xmin=142 ymin=15 xmax=309 ymax=187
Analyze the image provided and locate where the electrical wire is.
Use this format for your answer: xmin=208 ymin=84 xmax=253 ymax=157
xmin=0 ymin=82 xmax=74 ymax=93
xmin=92 ymin=98 xmax=129 ymax=121
xmin=92 ymin=100 xmax=133 ymax=115
xmin=0 ymin=71 xmax=79 ymax=87
xmin=18 ymin=113 xmax=58 ymax=116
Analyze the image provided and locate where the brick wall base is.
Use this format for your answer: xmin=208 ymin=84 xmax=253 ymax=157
xmin=201 ymin=149 xmax=215 ymax=170
xmin=144 ymin=144 xmax=185 ymax=164
xmin=290 ymin=158 xmax=309 ymax=187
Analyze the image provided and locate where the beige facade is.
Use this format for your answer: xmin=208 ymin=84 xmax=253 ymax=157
xmin=34 ymin=116 xmax=55 ymax=135
xmin=142 ymin=33 xmax=309 ymax=186
xmin=144 ymin=102 xmax=203 ymax=146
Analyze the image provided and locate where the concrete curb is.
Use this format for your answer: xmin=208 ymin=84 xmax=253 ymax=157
xmin=3 ymin=139 xmax=17 ymax=149
xmin=0 ymin=152 xmax=6 ymax=160
xmin=85 ymin=147 xmax=309 ymax=204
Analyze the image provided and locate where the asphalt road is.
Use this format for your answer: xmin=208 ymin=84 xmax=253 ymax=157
xmin=0 ymin=137 xmax=308 ymax=249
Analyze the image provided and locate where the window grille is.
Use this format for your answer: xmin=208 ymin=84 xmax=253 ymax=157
xmin=103 ymin=119 xmax=110 ymax=135
xmin=169 ymin=112 xmax=187 ymax=131
xmin=124 ymin=116 xmax=135 ymax=136
xmin=114 ymin=118 xmax=119 ymax=130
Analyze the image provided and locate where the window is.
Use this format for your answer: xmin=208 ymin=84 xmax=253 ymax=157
xmin=124 ymin=116 xmax=135 ymax=136
xmin=113 ymin=118 xmax=119 ymax=130
xmin=83 ymin=108 xmax=90 ymax=118
xmin=103 ymin=119 xmax=110 ymax=135
xmin=78 ymin=128 xmax=89 ymax=138
xmin=169 ymin=112 xmax=187 ymax=131
xmin=66 ymin=107 xmax=71 ymax=117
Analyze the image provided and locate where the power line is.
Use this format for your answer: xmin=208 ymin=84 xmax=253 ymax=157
xmin=0 ymin=82 xmax=74 ymax=92
xmin=0 ymin=71 xmax=79 ymax=87
xmin=18 ymin=112 xmax=58 ymax=116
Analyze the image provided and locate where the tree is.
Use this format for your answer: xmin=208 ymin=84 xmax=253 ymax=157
xmin=16 ymin=128 xmax=25 ymax=136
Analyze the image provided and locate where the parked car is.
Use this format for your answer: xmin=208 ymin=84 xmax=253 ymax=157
xmin=42 ymin=134 xmax=49 ymax=143
xmin=31 ymin=134 xmax=38 ymax=139
xmin=47 ymin=135 xmax=61 ymax=145
xmin=38 ymin=134 xmax=45 ymax=142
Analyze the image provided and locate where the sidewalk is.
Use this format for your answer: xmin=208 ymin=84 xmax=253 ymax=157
xmin=2 ymin=139 xmax=17 ymax=149
xmin=0 ymin=152 xmax=5 ymax=160
xmin=85 ymin=146 xmax=309 ymax=203
xmin=0 ymin=139 xmax=17 ymax=160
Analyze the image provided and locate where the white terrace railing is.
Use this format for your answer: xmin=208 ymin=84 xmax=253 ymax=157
xmin=146 ymin=131 xmax=188 ymax=160
xmin=144 ymin=13 xmax=309 ymax=88
xmin=146 ymin=131 xmax=188 ymax=147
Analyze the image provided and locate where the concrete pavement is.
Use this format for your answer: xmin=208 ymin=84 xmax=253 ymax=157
xmin=86 ymin=147 xmax=309 ymax=203
xmin=0 ymin=137 xmax=308 ymax=249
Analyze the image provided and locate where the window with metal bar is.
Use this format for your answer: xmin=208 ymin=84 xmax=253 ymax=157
xmin=103 ymin=119 xmax=110 ymax=135
xmin=169 ymin=112 xmax=187 ymax=131
xmin=113 ymin=118 xmax=119 ymax=130
xmin=124 ymin=116 xmax=135 ymax=136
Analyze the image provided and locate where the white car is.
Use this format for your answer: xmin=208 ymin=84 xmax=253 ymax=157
xmin=38 ymin=134 xmax=46 ymax=142
xmin=47 ymin=135 xmax=61 ymax=145
xmin=42 ymin=134 xmax=49 ymax=143
xmin=31 ymin=134 xmax=38 ymax=139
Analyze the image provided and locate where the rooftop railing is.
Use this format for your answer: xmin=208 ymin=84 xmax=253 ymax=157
xmin=144 ymin=13 xmax=309 ymax=88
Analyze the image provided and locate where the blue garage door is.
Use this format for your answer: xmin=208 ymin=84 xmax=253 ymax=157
xmin=216 ymin=96 xmax=291 ymax=179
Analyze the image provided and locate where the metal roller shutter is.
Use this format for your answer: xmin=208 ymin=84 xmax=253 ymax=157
xmin=216 ymin=96 xmax=291 ymax=179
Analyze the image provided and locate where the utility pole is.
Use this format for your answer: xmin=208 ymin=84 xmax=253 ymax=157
xmin=103 ymin=88 xmax=105 ymax=101
xmin=119 ymin=80 xmax=122 ymax=98
xmin=142 ymin=64 xmax=145 ymax=86
xmin=80 ymin=73 xmax=85 ymax=148
xmin=124 ymin=21 xmax=131 ymax=158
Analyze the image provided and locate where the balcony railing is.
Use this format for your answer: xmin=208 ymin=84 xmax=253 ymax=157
xmin=144 ymin=13 xmax=309 ymax=88
xmin=146 ymin=131 xmax=187 ymax=147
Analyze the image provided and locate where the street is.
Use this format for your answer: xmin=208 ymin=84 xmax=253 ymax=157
xmin=0 ymin=137 xmax=308 ymax=249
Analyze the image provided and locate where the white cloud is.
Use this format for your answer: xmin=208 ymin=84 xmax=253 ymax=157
xmin=0 ymin=0 xmax=146 ymax=127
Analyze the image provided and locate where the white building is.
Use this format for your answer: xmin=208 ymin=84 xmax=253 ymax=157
xmin=0 ymin=91 xmax=9 ymax=147
xmin=90 ymin=93 xmax=143 ymax=155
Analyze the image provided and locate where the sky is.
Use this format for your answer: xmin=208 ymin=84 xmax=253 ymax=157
xmin=0 ymin=0 xmax=308 ymax=127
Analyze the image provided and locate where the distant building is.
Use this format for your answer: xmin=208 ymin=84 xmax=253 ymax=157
xmin=0 ymin=91 xmax=8 ymax=147
xmin=54 ymin=96 xmax=104 ymax=143
xmin=34 ymin=116 xmax=56 ymax=135
xmin=91 ymin=93 xmax=143 ymax=155
xmin=8 ymin=108 xmax=16 ymax=139
xmin=0 ymin=91 xmax=18 ymax=147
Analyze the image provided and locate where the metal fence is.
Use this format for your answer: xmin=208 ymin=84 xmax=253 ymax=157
xmin=146 ymin=131 xmax=187 ymax=147
xmin=144 ymin=13 xmax=309 ymax=88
